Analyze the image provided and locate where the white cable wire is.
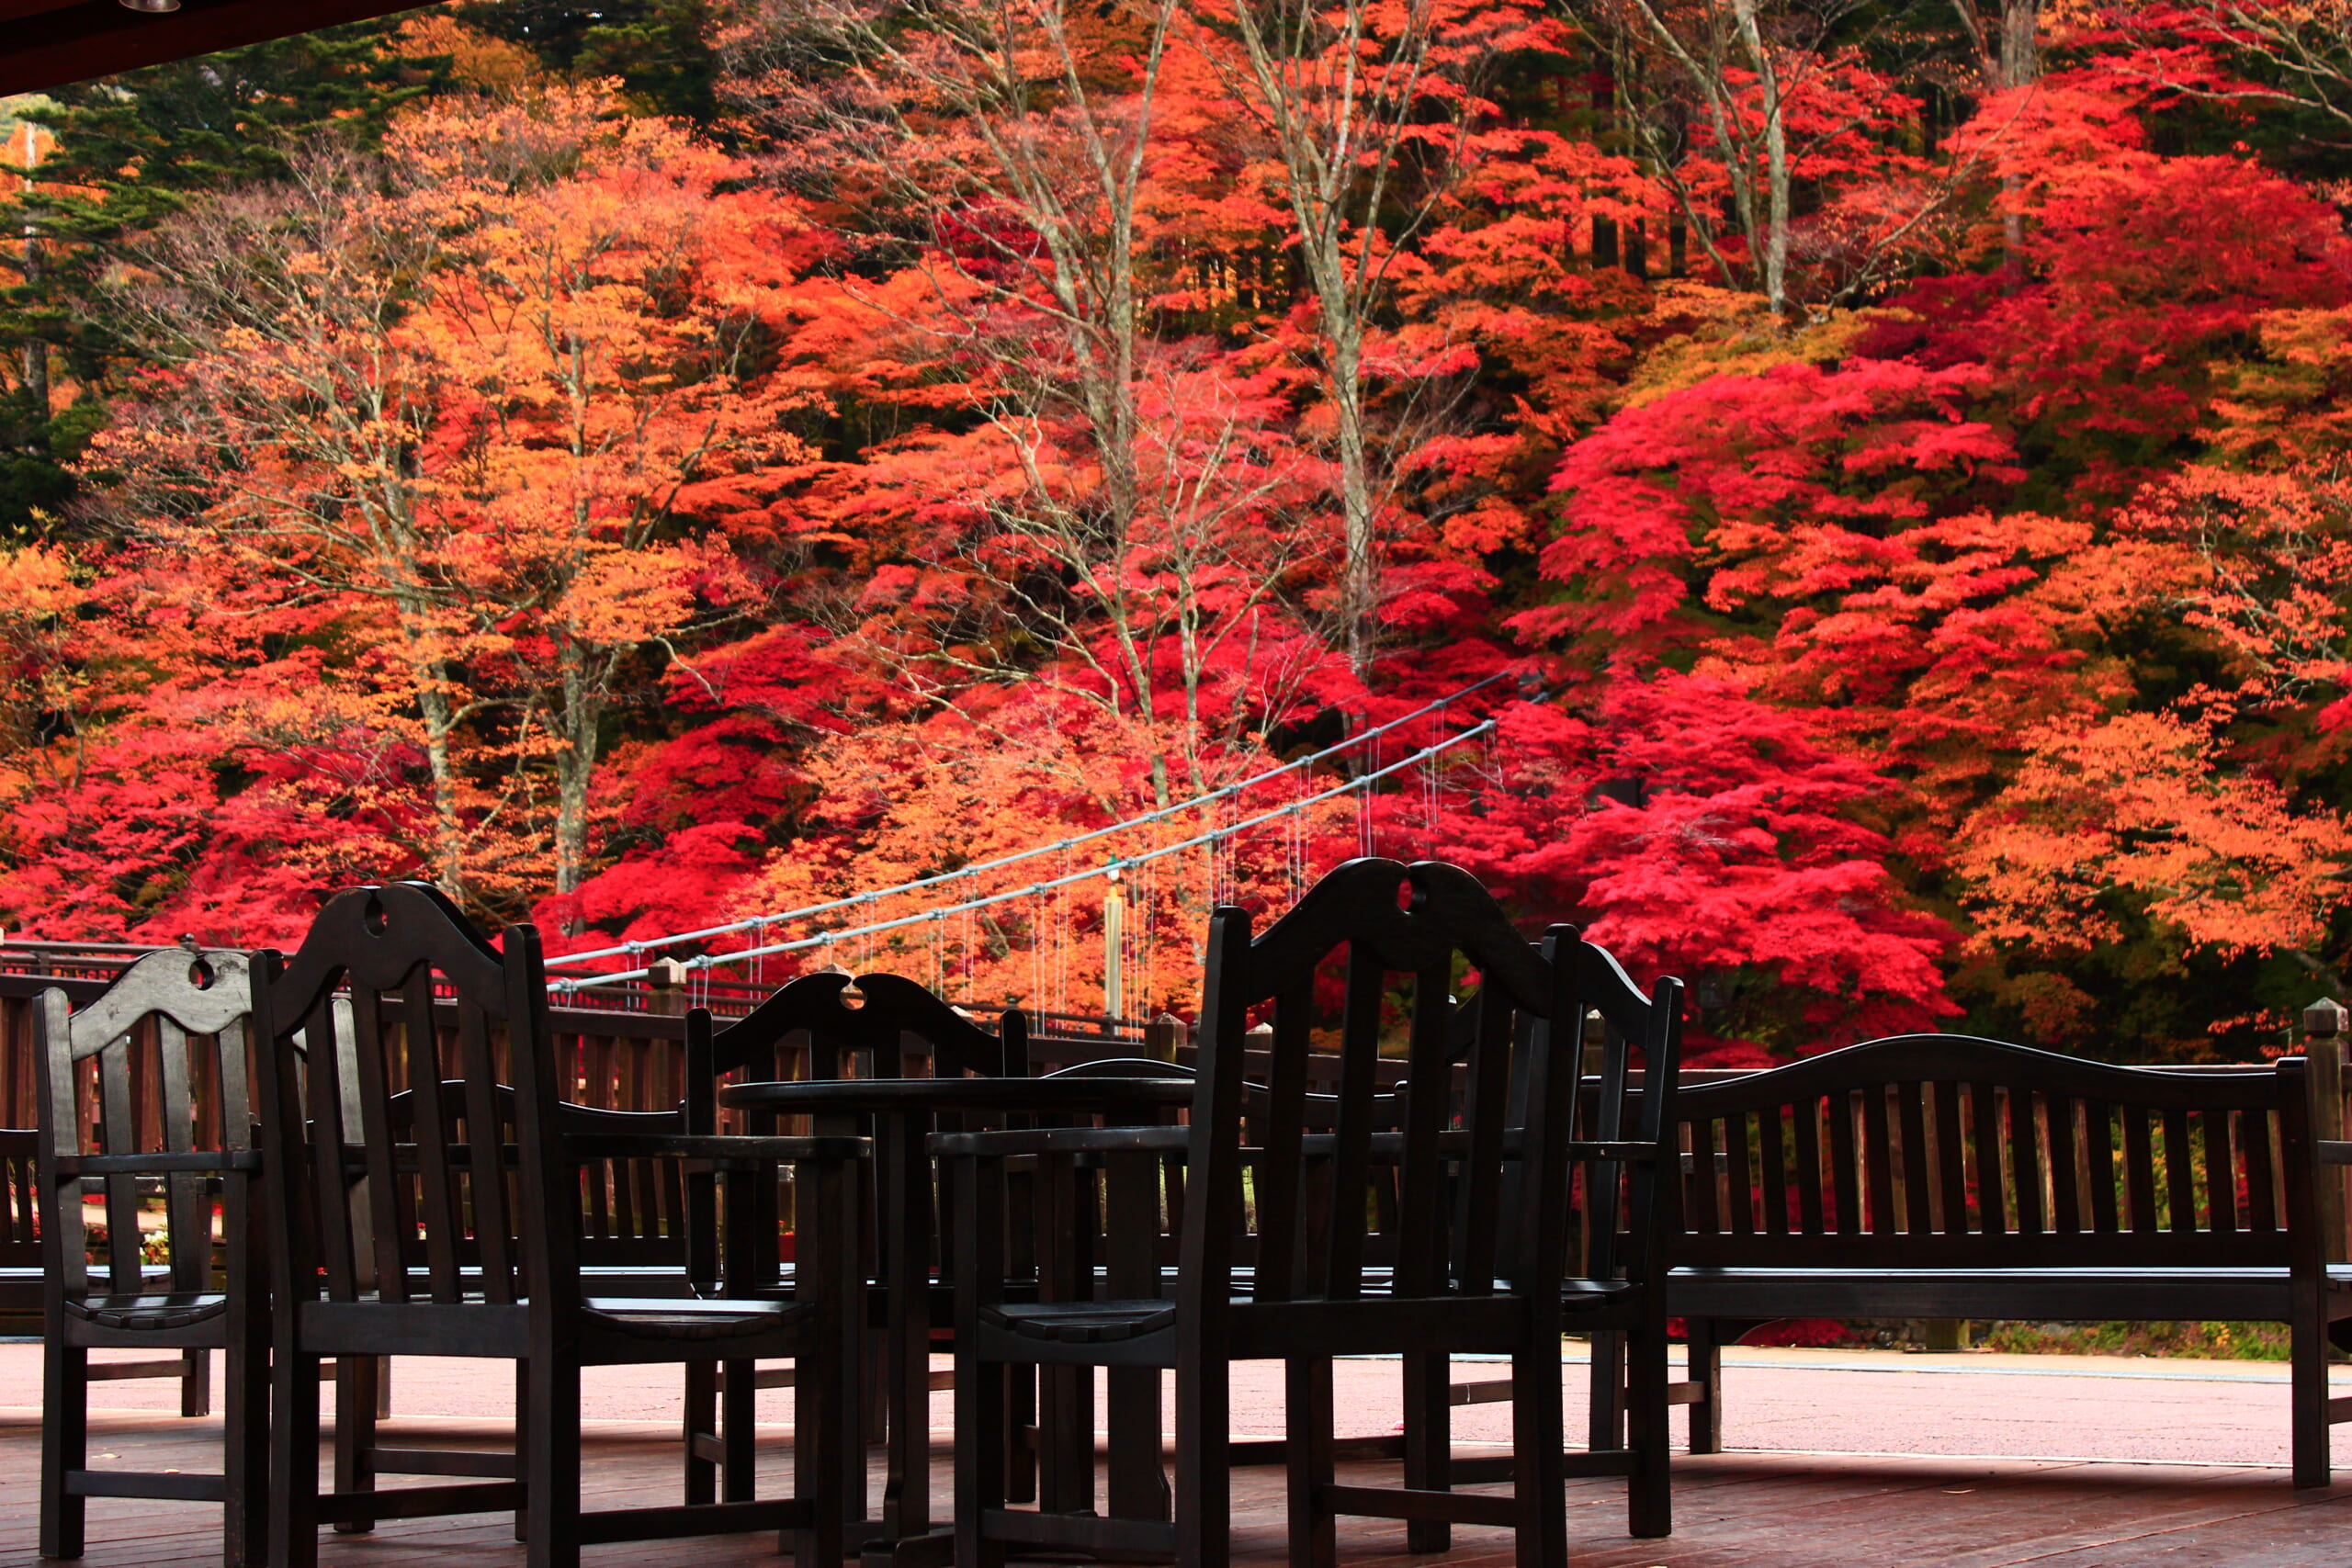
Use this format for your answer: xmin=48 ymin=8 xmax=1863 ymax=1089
xmin=547 ymin=672 xmax=1512 ymax=969
xmin=555 ymin=710 xmax=1516 ymax=990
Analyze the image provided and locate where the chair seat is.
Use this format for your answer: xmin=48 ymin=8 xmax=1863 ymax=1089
xmin=981 ymin=1300 xmax=1177 ymax=1344
xmin=1560 ymin=1278 xmax=1637 ymax=1310
xmin=63 ymin=1292 xmax=228 ymax=1331
xmin=984 ymin=1283 xmax=1581 ymax=1348
xmin=581 ymin=1296 xmax=814 ymax=1342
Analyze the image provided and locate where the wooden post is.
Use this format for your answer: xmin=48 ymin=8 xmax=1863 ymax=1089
xmin=2304 ymin=998 xmax=2347 ymax=1264
xmin=1923 ymin=1318 xmax=1970 ymax=1352
xmin=1146 ymin=1013 xmax=1184 ymax=1065
xmin=648 ymin=957 xmax=689 ymax=1019
xmin=1102 ymin=866 xmax=1125 ymax=1022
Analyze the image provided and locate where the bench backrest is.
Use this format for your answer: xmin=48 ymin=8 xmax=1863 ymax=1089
xmin=1673 ymin=1034 xmax=2310 ymax=1270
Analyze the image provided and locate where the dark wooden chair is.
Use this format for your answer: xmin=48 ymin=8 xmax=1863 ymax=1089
xmin=250 ymin=882 xmax=868 ymax=1568
xmin=322 ymin=1077 xmax=765 ymax=1533
xmin=684 ymin=969 xmax=1027 ymax=1538
xmin=1666 ymin=1034 xmax=2352 ymax=1486
xmin=33 ymin=947 xmax=269 ymax=1564
xmin=939 ymin=857 xmax=1676 ymax=1567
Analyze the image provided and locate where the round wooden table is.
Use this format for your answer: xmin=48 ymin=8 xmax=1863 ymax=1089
xmin=718 ymin=1072 xmax=1194 ymax=1563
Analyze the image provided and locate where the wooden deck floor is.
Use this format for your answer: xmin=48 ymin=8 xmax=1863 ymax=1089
xmin=3 ymin=1407 xmax=2348 ymax=1567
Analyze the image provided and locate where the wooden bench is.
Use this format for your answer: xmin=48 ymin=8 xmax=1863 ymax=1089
xmin=1666 ymin=1034 xmax=2352 ymax=1486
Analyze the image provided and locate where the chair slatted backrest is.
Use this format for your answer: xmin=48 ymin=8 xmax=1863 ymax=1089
xmin=561 ymin=1100 xmax=695 ymax=1269
xmin=1673 ymin=1034 xmax=2299 ymax=1270
xmin=691 ymin=970 xmax=1023 ymax=1120
xmin=686 ymin=970 xmax=1025 ymax=1283
xmin=1182 ymin=858 xmax=1584 ymax=1311
xmin=36 ymin=949 xmax=256 ymax=1297
xmin=1566 ymin=941 xmax=1685 ymax=1289
xmin=379 ymin=1080 xmax=690 ymax=1274
xmin=254 ymin=884 xmax=578 ymax=1314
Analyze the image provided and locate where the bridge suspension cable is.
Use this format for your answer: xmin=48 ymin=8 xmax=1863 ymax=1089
xmin=554 ymin=705 xmax=1513 ymax=991
xmin=548 ymin=671 xmax=1514 ymax=972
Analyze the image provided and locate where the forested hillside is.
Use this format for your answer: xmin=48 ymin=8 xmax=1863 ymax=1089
xmin=3 ymin=0 xmax=2348 ymax=1064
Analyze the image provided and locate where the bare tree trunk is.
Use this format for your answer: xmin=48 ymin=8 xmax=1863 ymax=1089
xmin=17 ymin=126 xmax=46 ymax=429
xmin=552 ymin=638 xmax=596 ymax=908
xmin=1211 ymin=0 xmax=1464 ymax=674
xmin=413 ymin=670 xmax=473 ymax=910
xmin=1328 ymin=330 xmax=1378 ymax=674
xmin=1998 ymin=0 xmax=2038 ymax=288
xmin=1729 ymin=0 xmax=1791 ymax=319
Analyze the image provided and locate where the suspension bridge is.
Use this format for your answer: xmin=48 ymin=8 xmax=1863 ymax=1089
xmin=546 ymin=673 xmax=1527 ymax=1018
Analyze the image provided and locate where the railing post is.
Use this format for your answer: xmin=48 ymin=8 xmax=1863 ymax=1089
xmin=1146 ymin=1013 xmax=1184 ymax=1065
xmin=2304 ymin=998 xmax=2347 ymax=1264
xmin=648 ymin=957 xmax=688 ymax=1018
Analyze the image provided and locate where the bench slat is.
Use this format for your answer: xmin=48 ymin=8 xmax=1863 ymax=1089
xmin=2124 ymin=1104 xmax=2158 ymax=1234
xmin=1793 ymin=1095 xmax=1825 ymax=1236
xmin=2086 ymin=1098 xmax=2119 ymax=1235
xmin=1829 ymin=1090 xmax=1860 ymax=1236
xmin=2048 ymin=1094 xmax=2078 ymax=1236
xmin=2206 ymin=1108 xmax=2237 ymax=1235
xmin=2246 ymin=1106 xmax=2278 ymax=1233
xmin=2164 ymin=1108 xmax=2195 ymax=1234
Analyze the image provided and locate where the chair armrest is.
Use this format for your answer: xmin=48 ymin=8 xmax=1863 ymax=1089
xmin=562 ymin=1132 xmax=869 ymax=1167
xmin=931 ymin=1125 xmax=1191 ymax=1158
xmin=55 ymin=1151 xmax=262 ymax=1175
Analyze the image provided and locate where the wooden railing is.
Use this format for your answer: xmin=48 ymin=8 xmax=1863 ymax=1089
xmin=8 ymin=944 xmax=2348 ymax=1262
xmin=0 ymin=945 xmax=1188 ymax=1142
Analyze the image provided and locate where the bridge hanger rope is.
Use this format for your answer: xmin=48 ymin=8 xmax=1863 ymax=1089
xmin=555 ymin=705 xmax=1520 ymax=991
xmin=548 ymin=670 xmax=1515 ymax=972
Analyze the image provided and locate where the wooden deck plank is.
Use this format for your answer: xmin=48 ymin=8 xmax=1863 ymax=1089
xmin=3 ymin=1409 xmax=2348 ymax=1566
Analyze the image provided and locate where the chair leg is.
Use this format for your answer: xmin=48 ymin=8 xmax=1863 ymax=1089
xmin=1587 ymin=1329 xmax=1625 ymax=1451
xmin=333 ymin=1354 xmax=379 ymax=1532
xmin=525 ymin=1357 xmax=583 ymax=1568
xmin=1175 ymin=1353 xmax=1231 ymax=1568
xmin=953 ymin=1350 xmax=1005 ymax=1568
xmin=684 ymin=1361 xmax=718 ymax=1507
xmin=268 ymin=1348 xmax=324 ymax=1568
xmin=1006 ymin=1362 xmax=1038 ymax=1504
xmin=1402 ymin=1349 xmax=1452 ymax=1553
xmin=791 ymin=1336 xmax=845 ymax=1564
xmin=1513 ymin=1337 xmax=1568 ymax=1568
xmin=840 ymin=1337 xmax=871 ymax=1531
xmin=226 ymin=1320 xmax=270 ymax=1568
xmin=722 ymin=1359 xmax=758 ymax=1503
xmin=2292 ymin=1291 xmax=2332 ymax=1488
xmin=1627 ymin=1314 xmax=1674 ymax=1538
xmin=1687 ymin=1319 xmax=1722 ymax=1455
xmin=40 ymin=1337 xmax=86 ymax=1560
xmin=514 ymin=1362 xmax=531 ymax=1541
xmin=1108 ymin=1363 xmax=1170 ymax=1522
xmin=1284 ymin=1359 xmax=1336 ymax=1568
xmin=181 ymin=1348 xmax=212 ymax=1418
